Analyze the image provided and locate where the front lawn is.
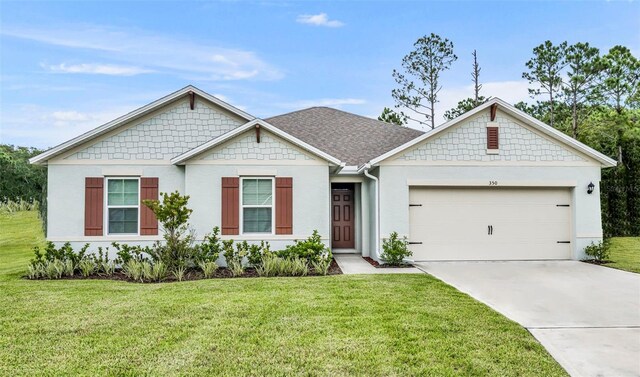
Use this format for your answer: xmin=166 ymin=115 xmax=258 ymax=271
xmin=0 ymin=211 xmax=566 ymax=376
xmin=606 ymin=237 xmax=640 ymax=273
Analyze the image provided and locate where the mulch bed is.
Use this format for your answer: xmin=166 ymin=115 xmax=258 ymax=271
xmin=363 ymin=256 xmax=414 ymax=268
xmin=29 ymin=259 xmax=343 ymax=283
xmin=582 ymin=259 xmax=611 ymax=266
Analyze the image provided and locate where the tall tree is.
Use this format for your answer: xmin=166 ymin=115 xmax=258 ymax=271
xmin=471 ymin=50 xmax=482 ymax=106
xmin=601 ymin=45 xmax=640 ymax=113
xmin=392 ymin=33 xmax=458 ymax=129
xmin=444 ymin=97 xmax=488 ymax=120
xmin=378 ymin=107 xmax=405 ymax=125
xmin=562 ymin=42 xmax=603 ymax=138
xmin=522 ymin=40 xmax=568 ymax=127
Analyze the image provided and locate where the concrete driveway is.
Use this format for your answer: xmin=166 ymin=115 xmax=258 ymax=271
xmin=415 ymin=261 xmax=640 ymax=377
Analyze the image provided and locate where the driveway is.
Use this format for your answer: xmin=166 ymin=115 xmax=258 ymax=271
xmin=415 ymin=261 xmax=640 ymax=377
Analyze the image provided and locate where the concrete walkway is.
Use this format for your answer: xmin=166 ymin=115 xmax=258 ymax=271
xmin=415 ymin=261 xmax=640 ymax=377
xmin=334 ymin=254 xmax=421 ymax=274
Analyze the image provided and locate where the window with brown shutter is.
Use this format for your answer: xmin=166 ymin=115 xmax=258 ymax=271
xmin=140 ymin=178 xmax=159 ymax=235
xmin=487 ymin=126 xmax=499 ymax=150
xmin=275 ymin=177 xmax=293 ymax=235
xmin=221 ymin=177 xmax=240 ymax=235
xmin=84 ymin=177 xmax=104 ymax=236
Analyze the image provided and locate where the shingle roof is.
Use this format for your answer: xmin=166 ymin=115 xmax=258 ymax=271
xmin=265 ymin=107 xmax=424 ymax=166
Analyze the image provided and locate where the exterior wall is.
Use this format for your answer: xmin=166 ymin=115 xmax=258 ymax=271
xmin=185 ymin=164 xmax=331 ymax=252
xmin=62 ymin=98 xmax=244 ymax=161
xmin=198 ymin=129 xmax=316 ymax=162
xmin=393 ymin=110 xmax=589 ymax=164
xmin=376 ymin=165 xmax=603 ymax=261
xmin=47 ymin=163 xmax=185 ymax=251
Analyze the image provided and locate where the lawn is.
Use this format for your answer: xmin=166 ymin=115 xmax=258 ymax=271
xmin=0 ymin=211 xmax=566 ymax=376
xmin=606 ymin=237 xmax=640 ymax=274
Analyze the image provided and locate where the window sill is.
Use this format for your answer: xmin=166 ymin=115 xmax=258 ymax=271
xmin=486 ymin=149 xmax=500 ymax=155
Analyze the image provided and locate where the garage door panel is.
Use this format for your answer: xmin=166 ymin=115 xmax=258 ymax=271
xmin=409 ymin=187 xmax=572 ymax=261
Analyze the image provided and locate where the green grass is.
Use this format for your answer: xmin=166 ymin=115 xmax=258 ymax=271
xmin=0 ymin=211 xmax=567 ymax=376
xmin=606 ymin=237 xmax=640 ymax=274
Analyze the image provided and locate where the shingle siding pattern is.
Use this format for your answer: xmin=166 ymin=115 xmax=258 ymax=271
xmin=66 ymin=99 xmax=243 ymax=160
xmin=266 ymin=107 xmax=424 ymax=166
xmin=201 ymin=132 xmax=315 ymax=161
xmin=397 ymin=113 xmax=587 ymax=162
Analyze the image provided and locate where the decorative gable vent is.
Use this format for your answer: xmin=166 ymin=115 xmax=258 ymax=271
xmin=486 ymin=122 xmax=499 ymax=154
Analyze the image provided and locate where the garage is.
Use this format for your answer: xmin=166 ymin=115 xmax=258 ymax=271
xmin=408 ymin=187 xmax=572 ymax=261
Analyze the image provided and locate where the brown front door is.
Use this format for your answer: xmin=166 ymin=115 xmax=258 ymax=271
xmin=332 ymin=187 xmax=355 ymax=249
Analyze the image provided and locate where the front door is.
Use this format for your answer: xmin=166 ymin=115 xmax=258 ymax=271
xmin=332 ymin=186 xmax=355 ymax=249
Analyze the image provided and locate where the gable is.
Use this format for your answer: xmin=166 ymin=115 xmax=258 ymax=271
xmin=60 ymin=98 xmax=244 ymax=162
xmin=389 ymin=110 xmax=593 ymax=165
xmin=193 ymin=128 xmax=318 ymax=164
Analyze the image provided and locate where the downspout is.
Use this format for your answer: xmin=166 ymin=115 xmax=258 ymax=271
xmin=363 ymin=164 xmax=381 ymax=260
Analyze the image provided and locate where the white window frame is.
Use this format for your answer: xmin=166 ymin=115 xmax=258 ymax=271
xmin=105 ymin=177 xmax=140 ymax=236
xmin=240 ymin=177 xmax=275 ymax=235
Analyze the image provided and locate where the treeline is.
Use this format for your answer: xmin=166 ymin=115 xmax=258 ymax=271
xmin=385 ymin=36 xmax=639 ymax=236
xmin=0 ymin=145 xmax=47 ymax=224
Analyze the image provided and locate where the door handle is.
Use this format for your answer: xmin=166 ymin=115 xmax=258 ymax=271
xmin=488 ymin=225 xmax=493 ymax=235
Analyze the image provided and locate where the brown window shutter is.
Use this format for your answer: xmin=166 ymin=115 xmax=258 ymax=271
xmin=140 ymin=178 xmax=159 ymax=235
xmin=487 ymin=127 xmax=499 ymax=149
xmin=221 ymin=177 xmax=239 ymax=235
xmin=84 ymin=177 xmax=104 ymax=236
xmin=275 ymin=177 xmax=293 ymax=235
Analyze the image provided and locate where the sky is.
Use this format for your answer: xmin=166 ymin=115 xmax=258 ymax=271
xmin=1 ymin=0 xmax=639 ymax=148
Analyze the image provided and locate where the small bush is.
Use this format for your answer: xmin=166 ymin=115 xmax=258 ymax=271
xmin=140 ymin=261 xmax=153 ymax=282
xmin=584 ymin=239 xmax=611 ymax=261
xmin=172 ymin=266 xmax=186 ymax=282
xmin=44 ymin=259 xmax=65 ymax=279
xmin=78 ymin=259 xmax=95 ymax=277
xmin=151 ymin=261 xmax=168 ymax=282
xmin=247 ymin=241 xmax=272 ymax=267
xmin=198 ymin=261 xmax=218 ymax=279
xmin=290 ymin=257 xmax=309 ymax=276
xmin=99 ymin=260 xmax=116 ymax=276
xmin=112 ymin=242 xmax=149 ymax=264
xmin=31 ymin=241 xmax=89 ymax=268
xmin=380 ymin=231 xmax=412 ymax=266
xmin=227 ymin=260 xmax=244 ymax=277
xmin=278 ymin=230 xmax=331 ymax=264
xmin=195 ymin=227 xmax=222 ymax=263
xmin=123 ymin=260 xmax=144 ymax=282
xmin=311 ymin=258 xmax=331 ymax=276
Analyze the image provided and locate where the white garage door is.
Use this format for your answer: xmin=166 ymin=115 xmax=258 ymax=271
xmin=408 ymin=187 xmax=572 ymax=261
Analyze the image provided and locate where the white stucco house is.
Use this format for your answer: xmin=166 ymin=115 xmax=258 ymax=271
xmin=30 ymin=85 xmax=616 ymax=262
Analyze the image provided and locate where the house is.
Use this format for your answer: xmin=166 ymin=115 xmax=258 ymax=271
xmin=30 ymin=85 xmax=616 ymax=262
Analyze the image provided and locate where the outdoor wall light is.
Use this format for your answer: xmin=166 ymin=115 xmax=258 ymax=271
xmin=587 ymin=182 xmax=595 ymax=194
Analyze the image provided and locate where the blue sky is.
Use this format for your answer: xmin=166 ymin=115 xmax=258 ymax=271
xmin=1 ymin=1 xmax=638 ymax=148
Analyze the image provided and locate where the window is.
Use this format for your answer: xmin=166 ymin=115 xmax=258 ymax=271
xmin=241 ymin=178 xmax=273 ymax=233
xmin=107 ymin=178 xmax=139 ymax=234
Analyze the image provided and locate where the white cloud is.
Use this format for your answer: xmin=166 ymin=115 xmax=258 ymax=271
xmin=44 ymin=63 xmax=154 ymax=76
xmin=2 ymin=24 xmax=282 ymax=81
xmin=278 ymin=98 xmax=365 ymax=109
xmin=296 ymin=13 xmax=344 ymax=28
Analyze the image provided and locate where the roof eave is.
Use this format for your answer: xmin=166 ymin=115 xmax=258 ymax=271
xmin=29 ymin=85 xmax=255 ymax=165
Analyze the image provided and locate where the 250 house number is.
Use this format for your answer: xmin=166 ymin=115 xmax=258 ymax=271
xmin=489 ymin=181 xmax=498 ymax=186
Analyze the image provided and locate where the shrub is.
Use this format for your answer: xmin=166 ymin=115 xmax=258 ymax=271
xmin=172 ymin=266 xmax=186 ymax=282
xmin=290 ymin=257 xmax=309 ymax=276
xmin=143 ymin=191 xmax=197 ymax=270
xmin=44 ymin=259 xmax=65 ymax=279
xmin=311 ymin=258 xmax=331 ymax=276
xmin=112 ymin=242 xmax=149 ymax=264
xmin=256 ymin=255 xmax=279 ymax=277
xmin=98 ymin=260 xmax=116 ymax=276
xmin=140 ymin=261 xmax=153 ymax=282
xmin=195 ymin=226 xmax=222 ymax=264
xmin=227 ymin=260 xmax=244 ymax=277
xmin=247 ymin=241 xmax=272 ymax=267
xmin=151 ymin=261 xmax=168 ymax=282
xmin=380 ymin=231 xmax=412 ymax=266
xmin=198 ymin=261 xmax=218 ymax=279
xmin=278 ymin=230 xmax=332 ymax=264
xmin=78 ymin=259 xmax=95 ymax=277
xmin=584 ymin=239 xmax=611 ymax=261
xmin=31 ymin=241 xmax=89 ymax=268
xmin=123 ymin=260 xmax=144 ymax=282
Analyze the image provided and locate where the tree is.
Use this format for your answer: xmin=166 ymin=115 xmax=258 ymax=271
xmin=601 ymin=45 xmax=640 ymax=113
xmin=562 ymin=42 xmax=603 ymax=138
xmin=471 ymin=50 xmax=482 ymax=106
xmin=392 ymin=33 xmax=458 ymax=129
xmin=378 ymin=107 xmax=405 ymax=125
xmin=444 ymin=97 xmax=488 ymax=120
xmin=522 ymin=40 xmax=568 ymax=127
